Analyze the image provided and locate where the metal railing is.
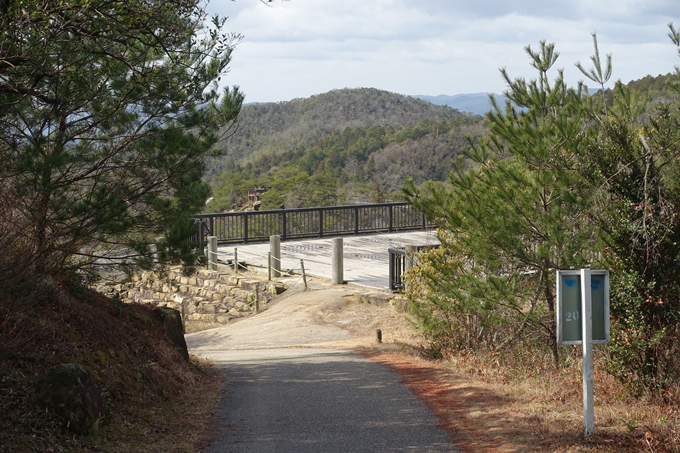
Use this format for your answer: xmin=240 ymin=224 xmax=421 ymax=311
xmin=193 ymin=202 xmax=432 ymax=244
xmin=205 ymin=238 xmax=308 ymax=296
xmin=388 ymin=244 xmax=439 ymax=292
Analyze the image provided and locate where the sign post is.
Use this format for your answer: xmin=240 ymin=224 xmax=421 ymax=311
xmin=556 ymin=269 xmax=610 ymax=437
xmin=581 ymin=269 xmax=594 ymax=436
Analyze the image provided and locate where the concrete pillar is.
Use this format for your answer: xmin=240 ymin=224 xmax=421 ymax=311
xmin=332 ymin=237 xmax=344 ymax=284
xmin=207 ymin=236 xmax=218 ymax=270
xmin=270 ymin=235 xmax=281 ymax=278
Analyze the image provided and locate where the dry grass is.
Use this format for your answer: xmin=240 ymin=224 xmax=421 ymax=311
xmin=362 ymin=347 xmax=680 ymax=453
xmin=316 ymin=291 xmax=680 ymax=452
xmin=88 ymin=355 xmax=224 ymax=453
xmin=0 ymin=276 xmax=225 ymax=453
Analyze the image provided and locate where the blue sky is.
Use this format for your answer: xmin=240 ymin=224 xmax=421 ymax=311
xmin=207 ymin=0 xmax=680 ymax=103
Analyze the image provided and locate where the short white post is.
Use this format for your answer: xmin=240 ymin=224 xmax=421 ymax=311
xmin=270 ymin=235 xmax=281 ymax=278
xmin=581 ymin=268 xmax=595 ymax=437
xmin=332 ymin=237 xmax=344 ymax=284
xmin=234 ymin=247 xmax=238 ymax=272
xmin=208 ymin=236 xmax=217 ymax=270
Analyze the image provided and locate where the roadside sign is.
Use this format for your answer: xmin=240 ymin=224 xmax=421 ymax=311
xmin=556 ymin=269 xmax=610 ymax=438
xmin=557 ymin=270 xmax=610 ymax=345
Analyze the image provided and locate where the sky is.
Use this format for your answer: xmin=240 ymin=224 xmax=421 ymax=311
xmin=206 ymin=0 xmax=680 ymax=103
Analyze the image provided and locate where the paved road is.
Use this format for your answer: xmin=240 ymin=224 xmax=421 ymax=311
xmin=187 ymin=286 xmax=458 ymax=453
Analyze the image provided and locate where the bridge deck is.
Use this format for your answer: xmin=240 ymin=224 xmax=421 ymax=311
xmin=216 ymin=230 xmax=439 ymax=291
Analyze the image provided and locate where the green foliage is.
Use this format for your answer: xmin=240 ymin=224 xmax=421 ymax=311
xmin=207 ymin=88 xmax=472 ymax=174
xmin=579 ymin=93 xmax=680 ymax=392
xmin=405 ymin=27 xmax=680 ymax=392
xmin=0 ymin=0 xmax=243 ymax=278
xmin=405 ymin=41 xmax=593 ymax=366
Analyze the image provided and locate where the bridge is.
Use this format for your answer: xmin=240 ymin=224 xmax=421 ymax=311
xmin=213 ymin=230 xmax=439 ymax=291
xmin=193 ymin=202 xmax=433 ymax=244
xmin=194 ymin=202 xmax=438 ymax=290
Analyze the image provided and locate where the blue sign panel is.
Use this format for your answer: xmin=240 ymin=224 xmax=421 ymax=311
xmin=557 ymin=270 xmax=610 ymax=345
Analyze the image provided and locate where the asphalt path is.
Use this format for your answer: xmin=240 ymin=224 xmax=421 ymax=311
xmin=187 ymin=286 xmax=458 ymax=453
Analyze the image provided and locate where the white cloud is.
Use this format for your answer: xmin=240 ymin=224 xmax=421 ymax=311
xmin=209 ymin=0 xmax=680 ymax=102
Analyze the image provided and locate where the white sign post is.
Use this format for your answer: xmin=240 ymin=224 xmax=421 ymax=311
xmin=556 ymin=269 xmax=610 ymax=437
xmin=581 ymin=269 xmax=594 ymax=436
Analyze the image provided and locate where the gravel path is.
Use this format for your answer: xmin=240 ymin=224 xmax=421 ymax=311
xmin=186 ymin=285 xmax=458 ymax=453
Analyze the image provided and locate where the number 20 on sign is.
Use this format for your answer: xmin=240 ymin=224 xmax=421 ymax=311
xmin=557 ymin=270 xmax=610 ymax=345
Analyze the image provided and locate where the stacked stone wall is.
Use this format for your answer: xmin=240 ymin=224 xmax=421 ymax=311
xmin=96 ymin=268 xmax=286 ymax=327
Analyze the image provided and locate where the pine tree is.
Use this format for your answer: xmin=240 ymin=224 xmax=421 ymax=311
xmin=404 ymin=41 xmax=592 ymax=364
xmin=0 ymin=0 xmax=243 ymax=279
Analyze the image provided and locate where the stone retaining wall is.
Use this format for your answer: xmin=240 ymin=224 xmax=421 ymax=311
xmin=95 ymin=268 xmax=286 ymax=327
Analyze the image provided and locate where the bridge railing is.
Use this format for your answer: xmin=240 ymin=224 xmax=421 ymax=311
xmin=388 ymin=244 xmax=440 ymax=292
xmin=192 ymin=202 xmax=433 ymax=244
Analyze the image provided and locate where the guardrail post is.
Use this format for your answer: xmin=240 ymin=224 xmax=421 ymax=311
xmin=354 ymin=206 xmax=359 ymax=235
xmin=332 ymin=237 xmax=343 ymax=284
xmin=208 ymin=216 xmax=215 ymax=238
xmin=389 ymin=204 xmax=394 ymax=232
xmin=268 ymin=252 xmax=272 ymax=281
xmin=388 ymin=247 xmax=406 ymax=291
xmin=319 ymin=208 xmax=324 ymax=238
xmin=389 ymin=249 xmax=396 ymax=291
xmin=244 ymin=214 xmax=249 ymax=243
xmin=199 ymin=220 xmax=206 ymax=249
xmin=208 ymin=236 xmax=217 ymax=270
xmin=281 ymin=212 xmax=287 ymax=241
xmin=270 ymin=235 xmax=281 ymax=278
xmin=234 ymin=248 xmax=238 ymax=272
xmin=301 ymin=260 xmax=308 ymax=289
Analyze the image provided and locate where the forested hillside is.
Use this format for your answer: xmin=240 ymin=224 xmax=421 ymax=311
xmin=206 ymin=75 xmax=680 ymax=214
xmin=609 ymin=72 xmax=677 ymax=115
xmin=209 ymin=88 xmax=471 ymax=170
xmin=206 ymin=88 xmax=486 ymax=211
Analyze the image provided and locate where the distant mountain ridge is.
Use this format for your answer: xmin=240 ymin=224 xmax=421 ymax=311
xmin=414 ymin=91 xmax=599 ymax=115
xmin=412 ymin=93 xmax=506 ymax=116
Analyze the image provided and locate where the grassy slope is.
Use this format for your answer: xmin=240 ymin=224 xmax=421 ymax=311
xmin=0 ymin=276 xmax=222 ymax=453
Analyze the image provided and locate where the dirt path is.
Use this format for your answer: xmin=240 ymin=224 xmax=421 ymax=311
xmin=187 ymin=280 xmax=422 ymax=352
xmin=188 ymin=281 xmax=541 ymax=453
